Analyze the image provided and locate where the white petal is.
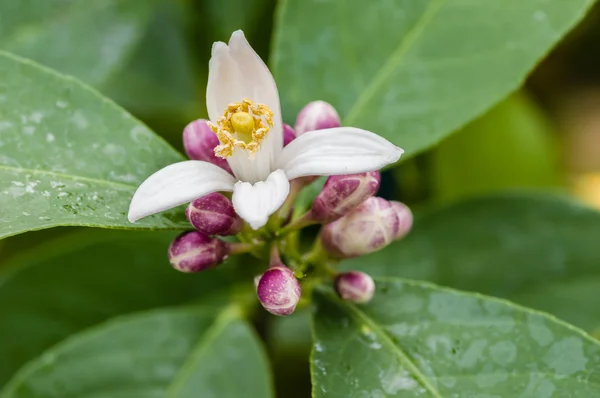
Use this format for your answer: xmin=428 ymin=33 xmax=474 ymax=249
xmin=128 ymin=161 xmax=236 ymax=222
xmin=227 ymin=147 xmax=271 ymax=184
xmin=206 ymin=42 xmax=245 ymax=123
xmin=207 ymin=31 xmax=283 ymax=182
xmin=276 ymin=127 xmax=404 ymax=180
xmin=227 ymin=31 xmax=281 ymax=115
xmin=231 ymin=169 xmax=290 ymax=230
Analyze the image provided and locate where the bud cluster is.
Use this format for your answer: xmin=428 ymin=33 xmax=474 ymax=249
xmin=167 ymin=101 xmax=412 ymax=316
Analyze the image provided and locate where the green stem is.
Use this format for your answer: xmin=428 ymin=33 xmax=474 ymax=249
xmin=269 ymin=241 xmax=281 ymax=266
xmin=228 ymin=241 xmax=265 ymax=255
xmin=278 ymin=211 xmax=318 ymax=237
xmin=278 ymin=179 xmax=304 ymax=219
xmin=303 ymin=235 xmax=327 ymax=264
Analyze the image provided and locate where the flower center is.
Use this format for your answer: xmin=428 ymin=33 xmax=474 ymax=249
xmin=231 ymin=112 xmax=254 ymax=143
xmin=208 ymin=99 xmax=274 ymax=159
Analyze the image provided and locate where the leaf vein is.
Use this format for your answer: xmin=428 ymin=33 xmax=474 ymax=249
xmin=328 ymin=291 xmax=444 ymax=398
xmin=343 ymin=0 xmax=446 ymax=125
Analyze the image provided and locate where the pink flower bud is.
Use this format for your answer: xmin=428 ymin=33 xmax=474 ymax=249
xmin=335 ymin=271 xmax=375 ymax=303
xmin=294 ymin=100 xmax=341 ymax=136
xmin=186 ymin=193 xmax=241 ymax=236
xmin=283 ymin=123 xmax=296 ymax=146
xmin=390 ymin=201 xmax=413 ymax=240
xmin=256 ymin=265 xmax=301 ymax=316
xmin=182 ymin=119 xmax=232 ymax=173
xmin=311 ymin=172 xmax=380 ymax=223
xmin=168 ymin=231 xmax=228 ymax=273
xmin=321 ymin=197 xmax=399 ymax=258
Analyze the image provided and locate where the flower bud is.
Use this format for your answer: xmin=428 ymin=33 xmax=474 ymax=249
xmin=334 ymin=271 xmax=375 ymax=303
xmin=183 ymin=119 xmax=232 ymax=173
xmin=294 ymin=100 xmax=341 ymax=136
xmin=321 ymin=197 xmax=399 ymax=258
xmin=390 ymin=201 xmax=413 ymax=240
xmin=311 ymin=172 xmax=380 ymax=223
xmin=256 ymin=265 xmax=301 ymax=316
xmin=168 ymin=231 xmax=228 ymax=273
xmin=186 ymin=193 xmax=241 ymax=236
xmin=283 ymin=123 xmax=296 ymax=146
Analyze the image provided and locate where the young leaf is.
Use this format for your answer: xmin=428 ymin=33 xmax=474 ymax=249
xmin=0 ymin=51 xmax=189 ymax=239
xmin=272 ymin=0 xmax=594 ymax=156
xmin=312 ymin=278 xmax=600 ymax=397
xmin=1 ymin=307 xmax=274 ymax=397
xmin=343 ymin=193 xmax=600 ymax=333
xmin=0 ymin=0 xmax=158 ymax=86
xmin=0 ymin=230 xmax=238 ymax=385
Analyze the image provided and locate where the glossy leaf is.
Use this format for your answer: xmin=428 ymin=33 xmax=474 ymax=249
xmin=0 ymin=0 xmax=158 ymax=86
xmin=343 ymin=193 xmax=600 ymax=332
xmin=431 ymin=91 xmax=559 ymax=202
xmin=100 ymin=0 xmax=202 ymax=144
xmin=272 ymin=0 xmax=594 ymax=155
xmin=204 ymin=0 xmax=272 ymax=41
xmin=0 ymin=51 xmax=189 ymax=239
xmin=1 ymin=308 xmax=274 ymax=397
xmin=0 ymin=230 xmax=237 ymax=385
xmin=312 ymin=278 xmax=600 ymax=397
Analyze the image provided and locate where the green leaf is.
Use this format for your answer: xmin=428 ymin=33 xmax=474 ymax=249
xmin=343 ymin=193 xmax=600 ymax=333
xmin=0 ymin=51 xmax=189 ymax=239
xmin=269 ymin=309 xmax=313 ymax=398
xmin=431 ymin=91 xmax=559 ymax=202
xmin=0 ymin=230 xmax=237 ymax=385
xmin=312 ymin=278 xmax=600 ymax=397
xmin=1 ymin=308 xmax=274 ymax=397
xmin=272 ymin=0 xmax=594 ymax=155
xmin=204 ymin=0 xmax=272 ymax=42
xmin=100 ymin=0 xmax=203 ymax=139
xmin=0 ymin=0 xmax=158 ymax=86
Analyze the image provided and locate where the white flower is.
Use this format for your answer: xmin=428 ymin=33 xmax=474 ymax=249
xmin=128 ymin=30 xmax=403 ymax=230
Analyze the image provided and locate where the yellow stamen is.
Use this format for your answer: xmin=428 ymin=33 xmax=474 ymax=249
xmin=207 ymin=98 xmax=274 ymax=159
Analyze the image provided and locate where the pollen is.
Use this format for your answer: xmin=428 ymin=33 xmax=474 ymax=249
xmin=207 ymin=99 xmax=274 ymax=159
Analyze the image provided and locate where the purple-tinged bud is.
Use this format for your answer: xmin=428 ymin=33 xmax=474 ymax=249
xmin=283 ymin=123 xmax=296 ymax=146
xmin=389 ymin=201 xmax=413 ymax=240
xmin=311 ymin=172 xmax=380 ymax=223
xmin=335 ymin=271 xmax=375 ymax=303
xmin=294 ymin=100 xmax=341 ymax=136
xmin=257 ymin=265 xmax=301 ymax=316
xmin=183 ymin=119 xmax=232 ymax=173
xmin=168 ymin=231 xmax=228 ymax=273
xmin=322 ymin=197 xmax=399 ymax=258
xmin=186 ymin=193 xmax=241 ymax=236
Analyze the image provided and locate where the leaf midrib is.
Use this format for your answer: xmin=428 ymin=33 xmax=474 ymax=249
xmin=0 ymin=164 xmax=138 ymax=190
xmin=324 ymin=290 xmax=443 ymax=398
xmin=343 ymin=0 xmax=446 ymax=125
xmin=165 ymin=308 xmax=238 ymax=397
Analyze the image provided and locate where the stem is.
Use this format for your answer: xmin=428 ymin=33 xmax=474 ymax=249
xmin=278 ymin=179 xmax=304 ymax=219
xmin=228 ymin=242 xmax=264 ymax=255
xmin=269 ymin=241 xmax=282 ymax=266
xmin=323 ymin=263 xmax=338 ymax=277
xmin=303 ymin=235 xmax=327 ymax=264
xmin=278 ymin=211 xmax=318 ymax=237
